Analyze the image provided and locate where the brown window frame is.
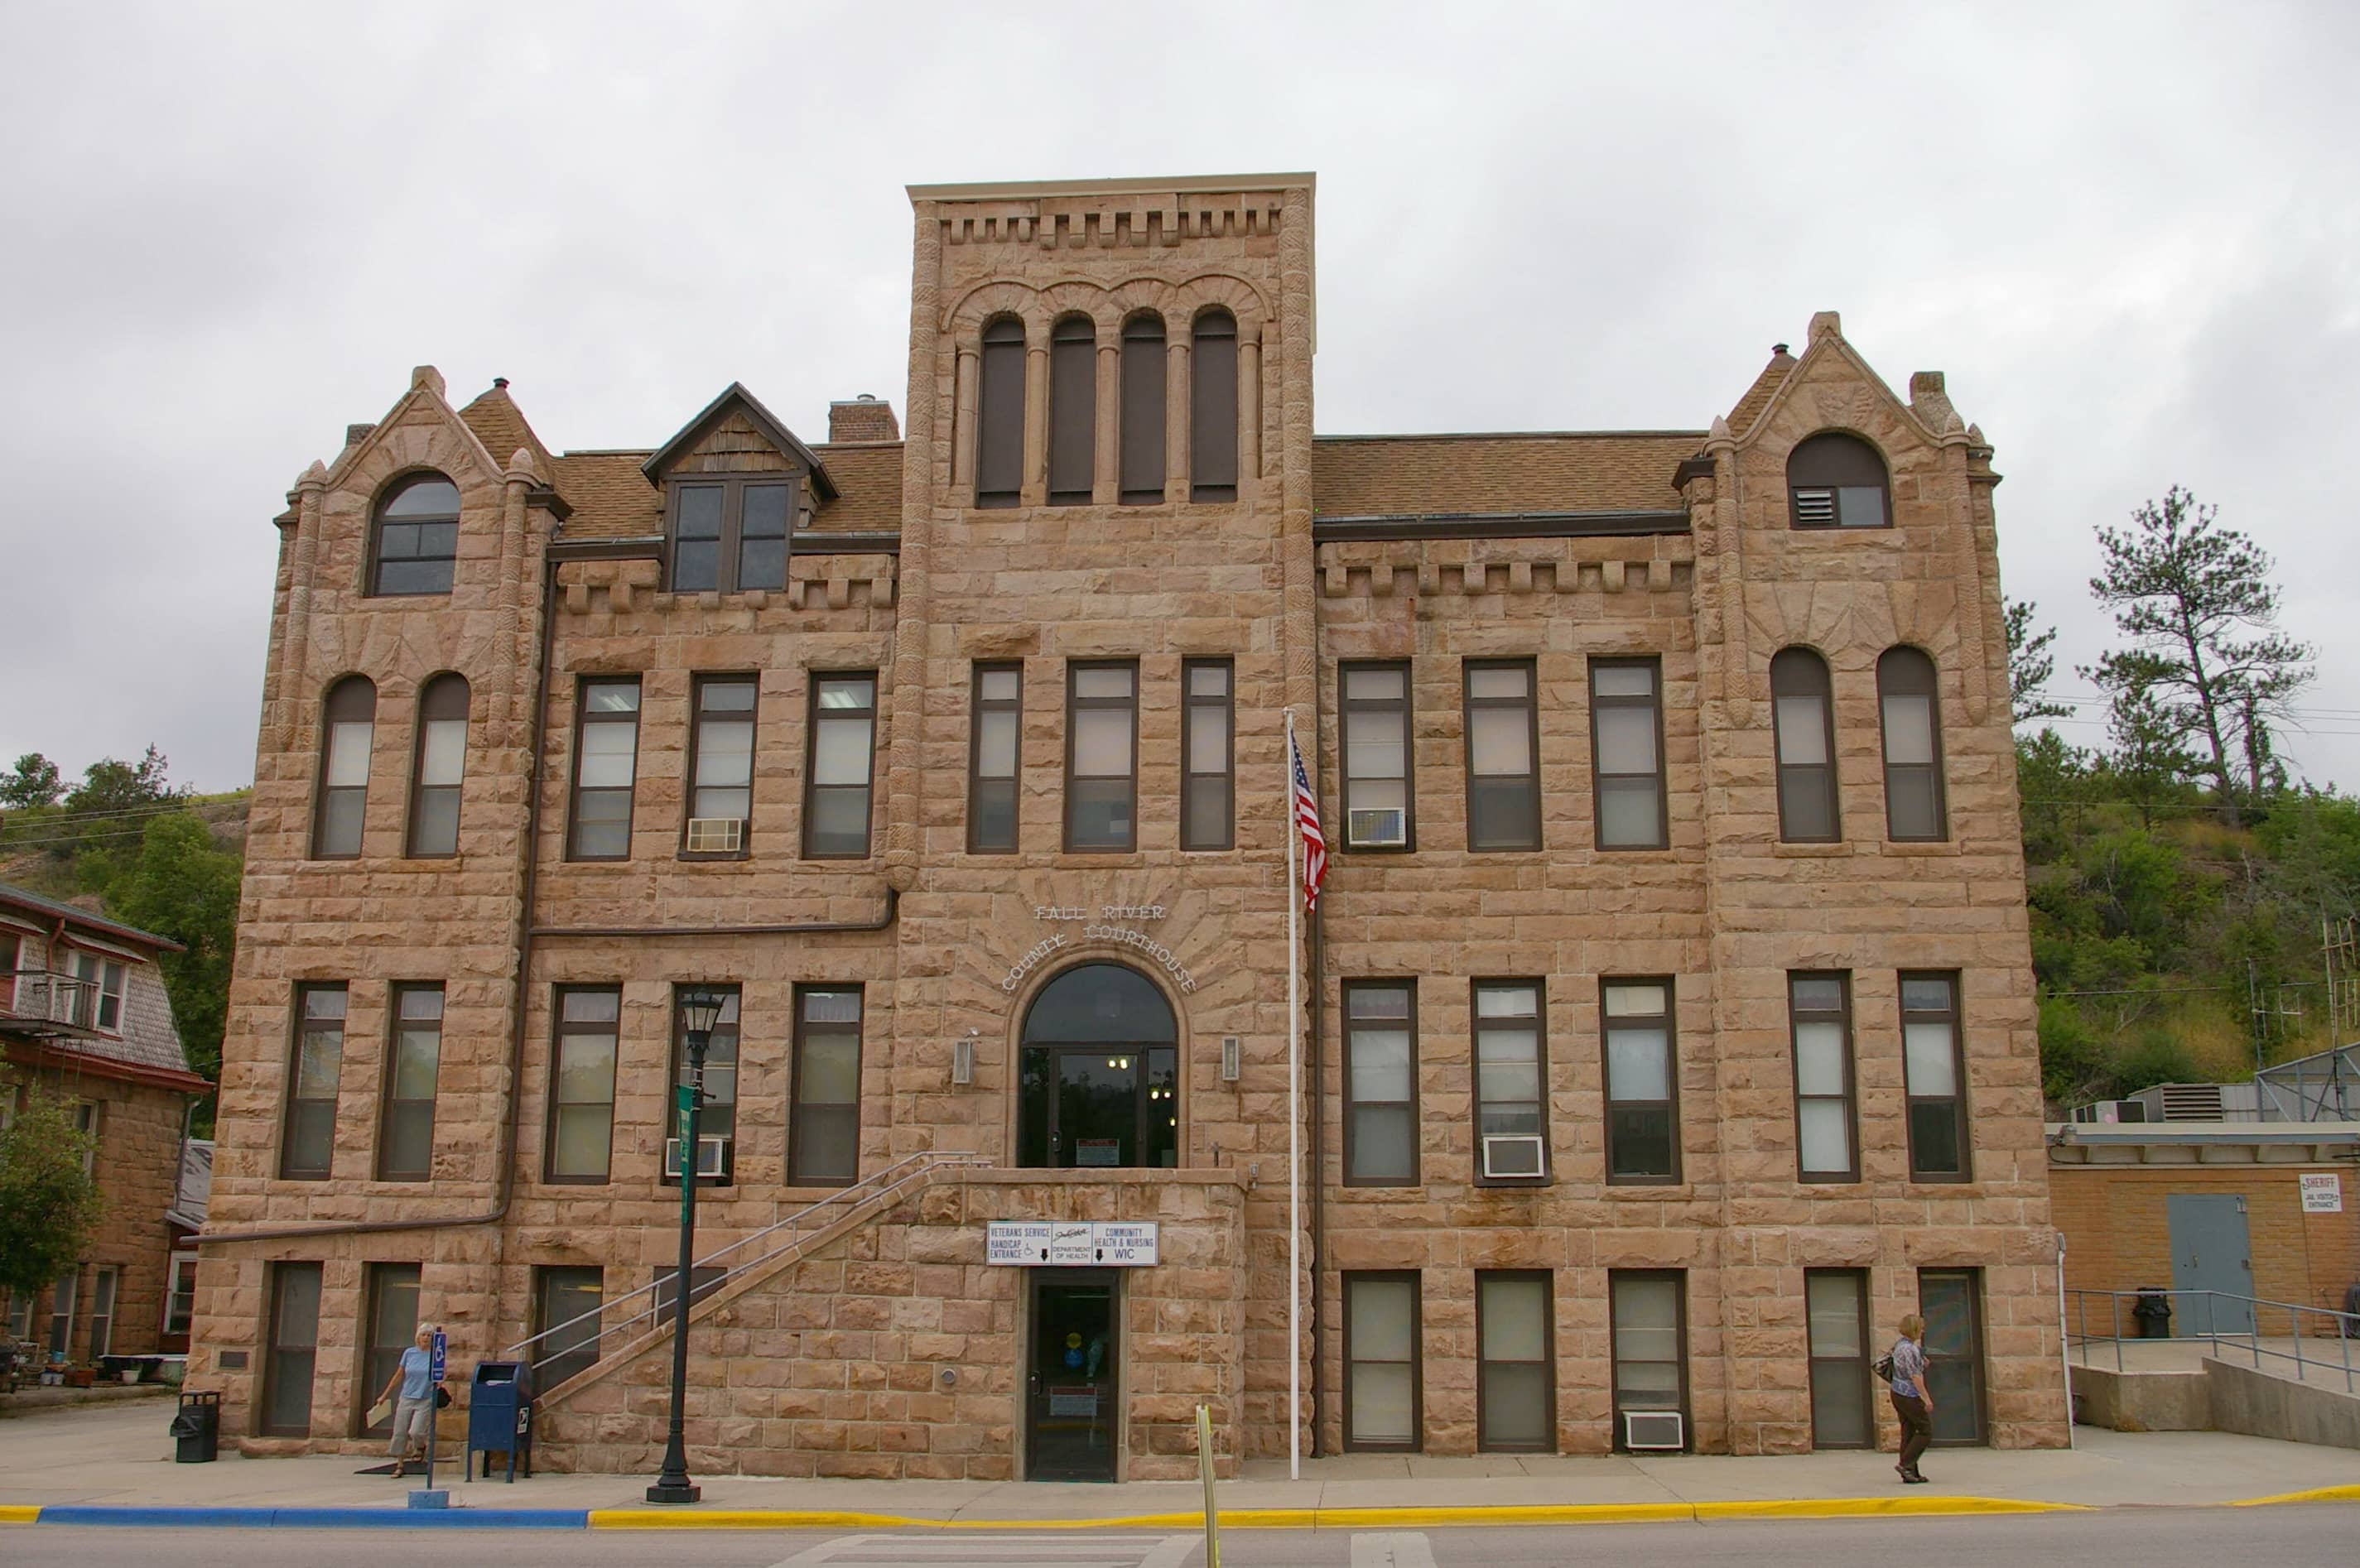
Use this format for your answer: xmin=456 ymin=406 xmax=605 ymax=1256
xmin=406 ymin=672 xmax=470 ymax=858
xmin=545 ymin=984 xmax=621 ymax=1186
xmin=1342 ymin=1269 xmax=1422 ymax=1453
xmin=259 ymin=1260 xmax=324 ymax=1438
xmin=312 ymin=676 xmax=376 ymax=860
xmin=681 ymin=674 xmax=759 ymax=860
xmin=1340 ymin=660 xmax=1414 ymax=851
xmin=1789 ymin=971 xmax=1859 ymax=1183
xmin=802 ymin=671 xmax=878 ymax=860
xmin=1607 ymin=1267 xmax=1691 ymax=1453
xmin=365 ymin=472 xmax=460 ymax=598
xmin=1476 ymin=1269 xmax=1555 ymax=1453
xmin=1589 ymin=657 xmax=1669 ymax=850
xmin=1181 ymin=657 xmax=1235 ymax=851
xmin=974 ymin=315 xmax=1025 ymax=508
xmin=788 ymin=984 xmax=864 ymax=1188
xmin=357 ymin=1262 xmax=421 ymax=1437
xmin=1876 ymin=647 xmax=1948 ymax=842
xmin=1063 ymin=660 xmax=1139 ymax=854
xmin=1900 ymin=971 xmax=1971 ymax=1182
xmin=1471 ymin=979 xmax=1547 ymax=1187
xmin=1342 ymin=980 xmax=1418 ymax=1186
xmin=281 ymin=983 xmax=346 ymax=1181
xmin=1119 ymin=312 xmax=1167 ymax=503
xmin=1601 ymin=977 xmax=1680 ymax=1186
xmin=531 ymin=1264 xmax=604 ymax=1391
xmin=1787 ymin=431 xmax=1891 ymax=530
xmin=1916 ymin=1267 xmax=1989 ymax=1445
xmin=565 ymin=676 xmax=641 ymax=863
xmin=1770 ymin=648 xmax=1841 ymax=844
xmin=1804 ymin=1267 xmax=1875 ymax=1450
xmin=377 ymin=982 xmax=443 ymax=1182
xmin=663 ymin=475 xmax=797 ymax=594
xmin=1189 ymin=308 xmax=1239 ymax=503
xmin=1047 ymin=314 xmax=1096 ymax=506
xmin=1463 ymin=658 xmax=1540 ymax=852
xmin=968 ymin=662 xmax=1023 ymax=854
xmin=662 ymin=984 xmax=740 ymax=1188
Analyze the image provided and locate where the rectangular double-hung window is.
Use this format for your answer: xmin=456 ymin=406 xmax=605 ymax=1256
xmin=567 ymin=678 xmax=640 ymax=861
xmin=1463 ymin=660 xmax=1539 ymax=851
xmin=1476 ymin=1271 xmax=1553 ymax=1451
xmin=1901 ymin=972 xmax=1968 ymax=1181
xmin=378 ymin=983 xmax=442 ymax=1181
xmin=790 ymin=987 xmax=863 ymax=1186
xmin=1789 ymin=973 xmax=1857 ymax=1181
xmin=969 ymin=663 xmax=1022 ymax=853
xmin=1065 ymin=662 xmax=1138 ymax=852
xmin=666 ymin=984 xmax=739 ymax=1185
xmin=683 ymin=676 xmax=756 ymax=855
xmin=1181 ymin=659 xmax=1235 ymax=850
xmin=547 ymin=986 xmax=620 ymax=1183
xmin=1602 ymin=979 xmax=1678 ymax=1183
xmin=1344 ymin=1272 xmax=1420 ymax=1450
xmin=1344 ymin=983 xmax=1417 ymax=1185
xmin=1590 ymin=659 xmax=1667 ymax=849
xmin=1341 ymin=662 xmax=1412 ymax=848
xmin=281 ymin=984 xmax=345 ymax=1180
xmin=804 ymin=674 xmax=876 ymax=858
xmin=1472 ymin=982 xmax=1545 ymax=1181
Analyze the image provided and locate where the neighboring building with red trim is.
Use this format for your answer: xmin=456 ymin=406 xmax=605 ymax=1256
xmin=1 ymin=882 xmax=210 ymax=1365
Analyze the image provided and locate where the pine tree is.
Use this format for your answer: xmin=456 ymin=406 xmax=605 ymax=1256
xmin=2005 ymin=599 xmax=2073 ymax=725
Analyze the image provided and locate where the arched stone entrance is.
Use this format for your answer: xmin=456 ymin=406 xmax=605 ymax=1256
xmin=1015 ymin=962 xmax=1178 ymax=1169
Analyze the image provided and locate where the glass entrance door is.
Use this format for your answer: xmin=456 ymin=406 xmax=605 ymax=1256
xmin=1027 ymin=1272 xmax=1117 ymax=1481
xmin=1019 ymin=1046 xmax=1178 ymax=1168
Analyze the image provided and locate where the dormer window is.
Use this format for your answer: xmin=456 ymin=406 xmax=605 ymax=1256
xmin=667 ymin=479 xmax=794 ymax=594
xmin=368 ymin=474 xmax=460 ymax=595
xmin=1787 ymin=432 xmax=1890 ymax=530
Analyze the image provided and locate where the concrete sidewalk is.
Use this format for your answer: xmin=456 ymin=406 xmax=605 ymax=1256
xmin=0 ymin=1402 xmax=2353 ymax=1527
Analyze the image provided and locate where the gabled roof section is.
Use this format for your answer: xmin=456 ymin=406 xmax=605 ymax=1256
xmin=321 ymin=366 xmax=504 ymax=491
xmin=1729 ymin=312 xmax=1944 ymax=449
xmin=457 ymin=380 xmax=556 ymax=479
xmin=0 ymin=881 xmax=182 ymax=955
xmin=642 ymin=382 xmax=839 ymax=500
xmin=1725 ymin=344 xmax=1799 ymax=439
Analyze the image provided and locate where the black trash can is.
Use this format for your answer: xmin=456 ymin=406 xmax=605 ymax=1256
xmin=171 ymin=1390 xmax=219 ymax=1462
xmin=2131 ymin=1287 xmax=2174 ymax=1340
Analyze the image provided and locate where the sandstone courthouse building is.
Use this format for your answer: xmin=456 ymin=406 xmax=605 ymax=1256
xmin=195 ymin=173 xmax=2068 ymax=1478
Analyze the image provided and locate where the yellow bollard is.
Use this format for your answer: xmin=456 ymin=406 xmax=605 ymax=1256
xmin=1196 ymin=1402 xmax=1221 ymax=1568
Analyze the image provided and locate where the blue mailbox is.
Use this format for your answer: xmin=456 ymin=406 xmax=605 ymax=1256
xmin=465 ymin=1360 xmax=533 ymax=1481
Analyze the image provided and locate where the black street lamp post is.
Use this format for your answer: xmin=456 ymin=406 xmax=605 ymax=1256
xmin=647 ymin=984 xmax=730 ymax=1505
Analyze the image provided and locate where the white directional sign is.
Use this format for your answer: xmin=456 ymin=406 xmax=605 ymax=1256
xmin=985 ymin=1219 xmax=1160 ymax=1267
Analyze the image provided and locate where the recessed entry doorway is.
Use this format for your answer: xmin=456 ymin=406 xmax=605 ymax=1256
xmin=1026 ymin=1270 xmax=1119 ymax=1481
xmin=1017 ymin=964 xmax=1178 ymax=1169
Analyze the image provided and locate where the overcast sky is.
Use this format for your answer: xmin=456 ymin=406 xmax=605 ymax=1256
xmin=3 ymin=1 xmax=2355 ymax=796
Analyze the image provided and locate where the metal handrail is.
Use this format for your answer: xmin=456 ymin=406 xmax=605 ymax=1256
xmin=502 ymin=1150 xmax=990 ymax=1374
xmin=2065 ymin=1286 xmax=2356 ymax=1393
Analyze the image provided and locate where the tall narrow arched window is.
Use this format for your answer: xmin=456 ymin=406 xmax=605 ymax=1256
xmin=407 ymin=673 xmax=470 ymax=858
xmin=1770 ymin=649 xmax=1839 ymax=842
xmin=1787 ymin=432 xmax=1890 ymax=529
xmin=1120 ymin=313 xmax=1167 ymax=503
xmin=1048 ymin=315 xmax=1096 ymax=506
xmin=975 ymin=316 xmax=1025 ymax=509
xmin=1876 ymin=648 xmax=1947 ymax=841
xmin=313 ymin=676 xmax=376 ymax=859
xmin=368 ymin=473 xmax=460 ymax=595
xmin=1190 ymin=308 xmax=1238 ymax=502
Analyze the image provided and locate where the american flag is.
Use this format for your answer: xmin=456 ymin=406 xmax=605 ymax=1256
xmin=1289 ymin=722 xmax=1329 ymax=913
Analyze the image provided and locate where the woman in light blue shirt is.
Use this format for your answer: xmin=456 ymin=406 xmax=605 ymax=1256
xmin=373 ymin=1325 xmax=441 ymax=1478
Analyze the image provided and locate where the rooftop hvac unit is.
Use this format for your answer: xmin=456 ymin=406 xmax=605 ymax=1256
xmin=1622 ymin=1409 xmax=1685 ymax=1451
xmin=685 ymin=817 xmax=745 ymax=854
xmin=2070 ymin=1099 xmax=2149 ymax=1124
xmin=1480 ymin=1134 xmax=1547 ymax=1180
xmin=2150 ymin=1083 xmax=2226 ymax=1122
xmin=664 ymin=1135 xmax=730 ymax=1179
xmin=1347 ymin=807 xmax=1407 ymax=848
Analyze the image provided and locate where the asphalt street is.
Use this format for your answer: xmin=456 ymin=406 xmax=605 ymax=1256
xmin=13 ymin=1506 xmax=2356 ymax=1567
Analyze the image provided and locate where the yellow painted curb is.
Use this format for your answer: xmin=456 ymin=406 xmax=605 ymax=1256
xmin=590 ymin=1510 xmax=927 ymax=1530
xmin=2228 ymin=1485 xmax=2360 ymax=1508
xmin=0 ymin=1506 xmax=41 ymax=1525
xmin=1312 ymin=1503 xmax=1694 ymax=1528
xmin=1693 ymin=1496 xmax=2089 ymax=1519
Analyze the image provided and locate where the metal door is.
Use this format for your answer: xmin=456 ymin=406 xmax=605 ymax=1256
xmin=2166 ymin=1193 xmax=2255 ymax=1335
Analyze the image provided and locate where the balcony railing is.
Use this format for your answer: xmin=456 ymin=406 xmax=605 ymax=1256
xmin=0 ymin=970 xmax=101 ymax=1034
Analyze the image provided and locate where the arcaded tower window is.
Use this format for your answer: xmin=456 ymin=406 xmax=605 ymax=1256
xmin=975 ymin=316 xmax=1025 ymax=508
xmin=1189 ymin=308 xmax=1238 ymax=501
xmin=1048 ymin=315 xmax=1096 ymax=506
xmin=1120 ymin=313 xmax=1167 ymax=503
xmin=1787 ymin=431 xmax=1890 ymax=529
xmin=368 ymin=473 xmax=460 ymax=595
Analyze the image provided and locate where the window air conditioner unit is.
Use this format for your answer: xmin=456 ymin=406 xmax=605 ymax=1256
xmin=1792 ymin=488 xmax=1837 ymax=526
xmin=1622 ymin=1409 xmax=1685 ymax=1451
xmin=1481 ymin=1134 xmax=1547 ymax=1180
xmin=685 ymin=817 xmax=745 ymax=854
xmin=665 ymin=1135 xmax=730 ymax=1179
xmin=1347 ymin=807 xmax=1407 ymax=848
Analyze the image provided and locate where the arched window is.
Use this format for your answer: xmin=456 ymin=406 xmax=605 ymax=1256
xmin=1876 ymin=648 xmax=1947 ymax=841
xmin=369 ymin=474 xmax=460 ymax=594
xmin=407 ymin=673 xmax=470 ymax=857
xmin=1048 ymin=315 xmax=1096 ymax=506
xmin=1190 ymin=308 xmax=1238 ymax=502
xmin=975 ymin=316 xmax=1025 ymax=509
xmin=1120 ymin=313 xmax=1167 ymax=503
xmin=1770 ymin=649 xmax=1839 ymax=842
xmin=1017 ymin=964 xmax=1178 ymax=1170
xmin=1787 ymin=432 xmax=1890 ymax=530
xmin=313 ymin=676 xmax=376 ymax=859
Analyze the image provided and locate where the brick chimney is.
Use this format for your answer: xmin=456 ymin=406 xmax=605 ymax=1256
xmin=827 ymin=394 xmax=899 ymax=444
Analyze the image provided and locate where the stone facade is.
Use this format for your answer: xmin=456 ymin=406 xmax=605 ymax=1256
xmin=194 ymin=173 xmax=2068 ymax=1477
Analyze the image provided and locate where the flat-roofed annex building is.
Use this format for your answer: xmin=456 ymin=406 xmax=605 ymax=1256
xmin=194 ymin=171 xmax=2067 ymax=1478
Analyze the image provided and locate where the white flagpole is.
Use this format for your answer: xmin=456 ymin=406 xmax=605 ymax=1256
xmin=1284 ymin=709 xmax=1303 ymax=1483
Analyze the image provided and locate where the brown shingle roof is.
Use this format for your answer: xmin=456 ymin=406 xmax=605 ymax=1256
xmin=807 ymin=443 xmax=903 ymax=531
xmin=1311 ymin=431 xmax=1702 ymax=517
xmin=456 ymin=383 xmax=556 ymax=477
xmin=1725 ymin=347 xmax=1798 ymax=438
